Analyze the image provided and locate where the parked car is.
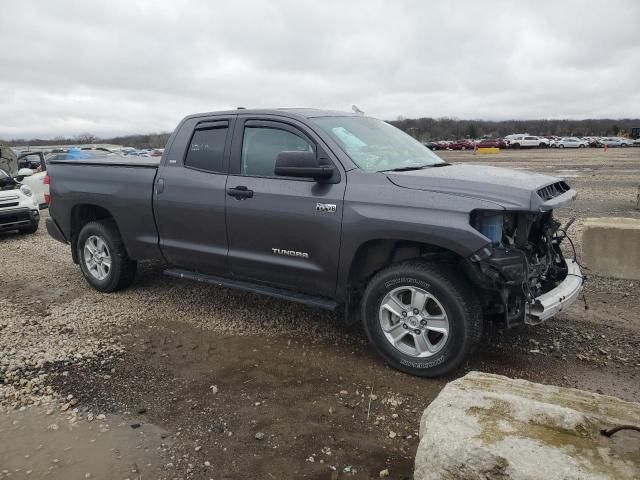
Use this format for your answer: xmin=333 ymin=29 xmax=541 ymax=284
xmin=17 ymin=151 xmax=49 ymax=208
xmin=506 ymin=135 xmax=550 ymax=149
xmin=150 ymin=149 xmax=164 ymax=157
xmin=448 ymin=139 xmax=475 ymax=150
xmin=46 ymin=109 xmax=583 ymax=378
xmin=476 ymin=138 xmax=506 ymax=148
xmin=552 ymin=137 xmax=588 ymax=148
xmin=596 ymin=137 xmax=633 ymax=147
xmin=0 ymin=168 xmax=40 ymax=234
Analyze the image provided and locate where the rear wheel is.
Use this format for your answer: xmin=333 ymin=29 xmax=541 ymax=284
xmin=361 ymin=261 xmax=482 ymax=377
xmin=77 ymin=220 xmax=137 ymax=292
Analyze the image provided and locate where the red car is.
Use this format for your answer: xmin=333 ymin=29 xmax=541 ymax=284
xmin=448 ymin=139 xmax=475 ymax=150
xmin=476 ymin=138 xmax=506 ymax=148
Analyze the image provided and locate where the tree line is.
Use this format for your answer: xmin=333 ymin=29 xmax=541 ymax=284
xmin=6 ymin=132 xmax=171 ymax=149
xmin=4 ymin=118 xmax=640 ymax=148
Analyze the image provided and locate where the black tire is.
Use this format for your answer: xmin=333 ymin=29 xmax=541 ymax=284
xmin=77 ymin=220 xmax=137 ymax=292
xmin=559 ymin=144 xmax=564 ymax=149
xmin=19 ymin=220 xmax=39 ymax=234
xmin=512 ymin=143 xmax=520 ymax=149
xmin=361 ymin=261 xmax=482 ymax=377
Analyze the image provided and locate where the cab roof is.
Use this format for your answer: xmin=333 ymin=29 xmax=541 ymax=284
xmin=183 ymin=108 xmax=360 ymax=121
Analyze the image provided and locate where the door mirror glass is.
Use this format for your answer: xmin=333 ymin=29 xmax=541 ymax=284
xmin=274 ymin=151 xmax=334 ymax=181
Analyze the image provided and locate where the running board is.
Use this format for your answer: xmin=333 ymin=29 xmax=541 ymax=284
xmin=163 ymin=268 xmax=340 ymax=311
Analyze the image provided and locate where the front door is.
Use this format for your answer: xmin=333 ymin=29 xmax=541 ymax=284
xmin=154 ymin=117 xmax=233 ymax=274
xmin=225 ymin=117 xmax=345 ymax=297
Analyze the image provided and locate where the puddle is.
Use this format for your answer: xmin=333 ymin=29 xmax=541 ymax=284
xmin=0 ymin=406 xmax=170 ymax=479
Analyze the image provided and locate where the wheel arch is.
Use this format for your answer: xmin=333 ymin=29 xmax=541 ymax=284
xmin=70 ymin=204 xmax=123 ymax=263
xmin=344 ymin=238 xmax=464 ymax=301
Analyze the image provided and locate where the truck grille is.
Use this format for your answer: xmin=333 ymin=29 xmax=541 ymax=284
xmin=537 ymin=181 xmax=570 ymax=201
xmin=0 ymin=202 xmax=19 ymax=208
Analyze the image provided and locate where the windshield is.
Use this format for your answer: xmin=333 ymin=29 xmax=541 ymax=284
xmin=312 ymin=116 xmax=446 ymax=172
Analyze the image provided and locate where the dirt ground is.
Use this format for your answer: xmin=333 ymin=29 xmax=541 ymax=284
xmin=1 ymin=147 xmax=639 ymax=479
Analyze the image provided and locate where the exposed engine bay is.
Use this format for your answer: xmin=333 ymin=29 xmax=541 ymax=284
xmin=466 ymin=209 xmax=574 ymax=328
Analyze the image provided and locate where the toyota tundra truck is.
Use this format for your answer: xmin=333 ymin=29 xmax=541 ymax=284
xmin=45 ymin=109 xmax=583 ymax=377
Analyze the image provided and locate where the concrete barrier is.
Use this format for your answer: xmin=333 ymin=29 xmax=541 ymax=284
xmin=415 ymin=372 xmax=640 ymax=480
xmin=582 ymin=217 xmax=640 ymax=280
xmin=475 ymin=147 xmax=500 ymax=154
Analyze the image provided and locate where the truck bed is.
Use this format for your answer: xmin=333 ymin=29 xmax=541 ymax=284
xmin=47 ymin=158 xmax=162 ymax=261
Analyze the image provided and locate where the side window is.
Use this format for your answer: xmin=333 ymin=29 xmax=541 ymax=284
xmin=241 ymin=126 xmax=313 ymax=177
xmin=184 ymin=126 xmax=228 ymax=173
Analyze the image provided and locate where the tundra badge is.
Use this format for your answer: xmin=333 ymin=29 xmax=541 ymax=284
xmin=272 ymin=248 xmax=309 ymax=259
xmin=316 ymin=203 xmax=337 ymax=213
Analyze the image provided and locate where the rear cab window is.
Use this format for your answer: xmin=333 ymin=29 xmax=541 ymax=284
xmin=184 ymin=125 xmax=228 ymax=173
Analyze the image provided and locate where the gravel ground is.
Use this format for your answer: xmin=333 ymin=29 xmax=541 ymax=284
xmin=1 ymin=147 xmax=639 ymax=479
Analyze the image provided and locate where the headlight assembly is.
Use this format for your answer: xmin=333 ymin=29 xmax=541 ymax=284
xmin=20 ymin=184 xmax=33 ymax=197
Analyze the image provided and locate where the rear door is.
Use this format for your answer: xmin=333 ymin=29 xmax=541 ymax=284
xmin=225 ymin=116 xmax=346 ymax=297
xmin=154 ymin=116 xmax=234 ymax=274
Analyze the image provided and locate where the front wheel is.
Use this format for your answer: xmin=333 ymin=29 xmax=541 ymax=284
xmin=361 ymin=261 xmax=482 ymax=377
xmin=77 ymin=220 xmax=137 ymax=292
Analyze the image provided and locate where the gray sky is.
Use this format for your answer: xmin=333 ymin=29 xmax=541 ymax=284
xmin=1 ymin=0 xmax=639 ymax=138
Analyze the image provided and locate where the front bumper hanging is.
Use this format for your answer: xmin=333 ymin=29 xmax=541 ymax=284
xmin=525 ymin=260 xmax=583 ymax=324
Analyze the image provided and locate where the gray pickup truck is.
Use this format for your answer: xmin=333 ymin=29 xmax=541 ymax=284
xmin=46 ymin=109 xmax=583 ymax=377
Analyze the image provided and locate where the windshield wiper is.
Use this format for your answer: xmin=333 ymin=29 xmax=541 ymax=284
xmin=378 ymin=162 xmax=450 ymax=172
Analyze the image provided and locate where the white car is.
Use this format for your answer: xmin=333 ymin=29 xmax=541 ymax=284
xmin=0 ymin=168 xmax=40 ymax=234
xmin=17 ymin=151 xmax=49 ymax=208
xmin=507 ymin=135 xmax=550 ymax=149
xmin=552 ymin=137 xmax=588 ymax=148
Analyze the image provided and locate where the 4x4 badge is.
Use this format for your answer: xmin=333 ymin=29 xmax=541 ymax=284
xmin=316 ymin=203 xmax=336 ymax=213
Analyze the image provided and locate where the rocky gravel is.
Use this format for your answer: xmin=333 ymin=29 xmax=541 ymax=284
xmin=0 ymin=147 xmax=639 ymax=478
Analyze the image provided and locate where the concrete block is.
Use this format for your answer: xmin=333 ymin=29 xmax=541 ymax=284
xmin=582 ymin=217 xmax=640 ymax=280
xmin=415 ymin=371 xmax=640 ymax=480
xmin=475 ymin=147 xmax=500 ymax=154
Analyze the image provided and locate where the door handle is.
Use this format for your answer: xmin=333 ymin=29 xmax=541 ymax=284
xmin=227 ymin=186 xmax=254 ymax=199
xmin=156 ymin=178 xmax=165 ymax=194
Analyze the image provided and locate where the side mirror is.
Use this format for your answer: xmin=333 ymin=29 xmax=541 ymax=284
xmin=274 ymin=151 xmax=335 ymax=181
xmin=16 ymin=168 xmax=34 ymax=181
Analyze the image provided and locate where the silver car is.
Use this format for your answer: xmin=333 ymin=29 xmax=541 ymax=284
xmin=597 ymin=137 xmax=633 ymax=147
xmin=553 ymin=137 xmax=588 ymax=148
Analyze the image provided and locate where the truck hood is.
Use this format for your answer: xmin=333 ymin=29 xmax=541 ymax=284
xmin=385 ymin=164 xmax=576 ymax=211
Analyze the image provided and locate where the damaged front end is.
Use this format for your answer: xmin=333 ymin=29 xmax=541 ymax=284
xmin=464 ymin=209 xmax=583 ymax=328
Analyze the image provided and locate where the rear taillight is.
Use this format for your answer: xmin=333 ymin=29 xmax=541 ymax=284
xmin=44 ymin=175 xmax=50 ymax=205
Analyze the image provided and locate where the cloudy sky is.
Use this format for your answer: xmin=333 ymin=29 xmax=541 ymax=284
xmin=1 ymin=0 xmax=639 ymax=139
